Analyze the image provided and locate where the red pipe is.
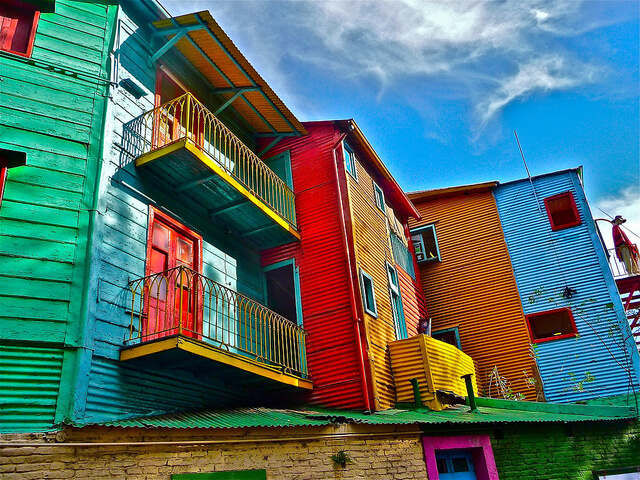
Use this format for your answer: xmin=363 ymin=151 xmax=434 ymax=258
xmin=331 ymin=128 xmax=373 ymax=412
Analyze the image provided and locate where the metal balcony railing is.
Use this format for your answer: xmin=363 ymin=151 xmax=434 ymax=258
xmin=122 ymin=93 xmax=296 ymax=228
xmin=127 ymin=266 xmax=308 ymax=377
xmin=608 ymin=247 xmax=635 ymax=279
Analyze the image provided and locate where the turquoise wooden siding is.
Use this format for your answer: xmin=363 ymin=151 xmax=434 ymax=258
xmin=0 ymin=1 xmax=116 ymax=431
xmin=77 ymin=6 xmax=271 ymax=423
xmin=0 ymin=345 xmax=64 ymax=432
xmin=494 ymin=170 xmax=640 ymax=402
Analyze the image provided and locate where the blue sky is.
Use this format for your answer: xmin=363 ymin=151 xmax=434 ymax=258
xmin=164 ymin=0 xmax=639 ymax=243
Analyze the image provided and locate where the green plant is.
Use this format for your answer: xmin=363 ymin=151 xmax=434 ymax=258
xmin=331 ymin=450 xmax=353 ymax=468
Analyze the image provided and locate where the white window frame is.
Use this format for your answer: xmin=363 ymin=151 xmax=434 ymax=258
xmin=387 ymin=263 xmax=407 ymax=339
xmin=359 ymin=269 xmax=377 ymax=317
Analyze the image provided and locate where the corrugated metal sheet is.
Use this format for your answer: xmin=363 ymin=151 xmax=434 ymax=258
xmin=347 ymin=152 xmax=400 ymax=410
xmin=409 ymin=190 xmax=535 ymax=399
xmin=79 ymin=399 xmax=636 ymax=429
xmin=494 ymin=170 xmax=640 ymax=402
xmin=259 ymin=123 xmax=366 ymax=410
xmin=0 ymin=345 xmax=64 ymax=432
xmin=152 ymin=13 xmax=305 ymax=135
xmin=398 ymin=267 xmax=428 ymax=338
xmin=389 ymin=335 xmax=477 ymax=410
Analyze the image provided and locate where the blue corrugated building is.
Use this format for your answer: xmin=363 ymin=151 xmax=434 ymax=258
xmin=494 ymin=168 xmax=640 ymax=402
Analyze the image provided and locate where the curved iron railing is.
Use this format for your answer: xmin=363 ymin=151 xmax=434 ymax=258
xmin=122 ymin=93 xmax=296 ymax=228
xmin=127 ymin=266 xmax=308 ymax=377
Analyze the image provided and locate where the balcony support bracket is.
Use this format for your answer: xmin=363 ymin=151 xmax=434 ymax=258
xmin=147 ymin=31 xmax=187 ymax=68
xmin=210 ymin=199 xmax=248 ymax=217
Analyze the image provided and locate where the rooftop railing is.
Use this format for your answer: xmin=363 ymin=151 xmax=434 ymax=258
xmin=122 ymin=93 xmax=296 ymax=228
xmin=127 ymin=266 xmax=308 ymax=377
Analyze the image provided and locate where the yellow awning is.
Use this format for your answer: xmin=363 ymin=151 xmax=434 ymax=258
xmin=152 ymin=12 xmax=307 ymax=136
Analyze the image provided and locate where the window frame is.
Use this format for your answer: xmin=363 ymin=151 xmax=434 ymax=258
xmin=0 ymin=0 xmax=40 ymax=58
xmin=543 ymin=191 xmax=582 ymax=231
xmin=525 ymin=307 xmax=578 ymax=344
xmin=373 ymin=181 xmax=385 ymax=212
xmin=343 ymin=141 xmax=358 ymax=181
xmin=410 ymin=224 xmax=441 ymax=263
xmin=423 ymin=435 xmax=499 ymax=480
xmin=432 ymin=327 xmax=462 ymax=349
xmin=359 ymin=269 xmax=378 ymax=318
xmin=386 ymin=263 xmax=407 ymax=339
xmin=263 ymin=258 xmax=303 ymax=326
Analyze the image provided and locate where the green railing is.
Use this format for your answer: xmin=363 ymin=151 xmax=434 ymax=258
xmin=122 ymin=93 xmax=296 ymax=228
xmin=127 ymin=266 xmax=308 ymax=377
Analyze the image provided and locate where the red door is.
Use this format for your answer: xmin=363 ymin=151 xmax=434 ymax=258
xmin=143 ymin=210 xmax=202 ymax=341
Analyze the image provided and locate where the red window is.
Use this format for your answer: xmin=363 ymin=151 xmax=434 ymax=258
xmin=0 ymin=0 xmax=39 ymax=58
xmin=0 ymin=158 xmax=8 ymax=210
xmin=544 ymin=191 xmax=581 ymax=231
xmin=525 ymin=308 xmax=578 ymax=343
xmin=143 ymin=207 xmax=203 ymax=341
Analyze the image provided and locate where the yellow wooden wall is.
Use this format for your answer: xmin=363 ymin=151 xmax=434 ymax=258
xmin=346 ymin=156 xmax=401 ymax=410
xmin=410 ymin=190 xmax=536 ymax=400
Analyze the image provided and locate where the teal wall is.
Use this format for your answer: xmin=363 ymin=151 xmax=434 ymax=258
xmin=0 ymin=1 xmax=116 ymax=432
xmin=77 ymin=5 xmax=269 ymax=423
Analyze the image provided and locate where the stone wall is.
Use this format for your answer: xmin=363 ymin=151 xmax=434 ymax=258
xmin=0 ymin=424 xmax=428 ymax=480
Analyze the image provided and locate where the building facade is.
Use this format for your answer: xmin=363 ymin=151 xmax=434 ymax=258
xmin=409 ymin=169 xmax=640 ymax=403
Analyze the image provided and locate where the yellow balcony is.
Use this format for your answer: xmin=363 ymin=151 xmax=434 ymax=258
xmin=389 ymin=334 xmax=477 ymax=411
xmin=121 ymin=266 xmax=311 ymax=390
xmin=122 ymin=93 xmax=299 ymax=249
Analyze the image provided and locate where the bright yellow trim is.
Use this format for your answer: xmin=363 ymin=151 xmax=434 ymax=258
xmin=136 ymin=140 xmax=301 ymax=241
xmin=120 ymin=335 xmax=313 ymax=390
xmin=136 ymin=139 xmax=188 ymax=167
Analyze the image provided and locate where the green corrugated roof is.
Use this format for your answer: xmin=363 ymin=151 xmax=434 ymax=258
xmin=74 ymin=398 xmax=637 ymax=430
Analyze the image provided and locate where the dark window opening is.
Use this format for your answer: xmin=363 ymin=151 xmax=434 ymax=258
xmin=432 ymin=328 xmax=461 ymax=349
xmin=544 ymin=192 xmax=581 ymax=231
xmin=0 ymin=1 xmax=39 ymax=57
xmin=411 ymin=225 xmax=440 ymax=263
xmin=265 ymin=264 xmax=297 ymax=324
xmin=526 ymin=308 xmax=577 ymax=343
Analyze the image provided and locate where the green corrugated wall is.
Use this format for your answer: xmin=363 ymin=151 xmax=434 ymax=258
xmin=0 ymin=0 xmax=116 ymax=432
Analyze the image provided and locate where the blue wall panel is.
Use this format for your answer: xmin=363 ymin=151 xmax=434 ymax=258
xmin=494 ymin=170 xmax=640 ymax=402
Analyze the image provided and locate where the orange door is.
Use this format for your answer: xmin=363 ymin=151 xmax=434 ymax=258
xmin=153 ymin=69 xmax=186 ymax=149
xmin=143 ymin=215 xmax=201 ymax=340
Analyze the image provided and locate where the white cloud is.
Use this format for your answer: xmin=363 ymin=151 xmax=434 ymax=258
xmin=477 ymin=55 xmax=601 ymax=124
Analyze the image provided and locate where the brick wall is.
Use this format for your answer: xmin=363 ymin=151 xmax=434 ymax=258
xmin=492 ymin=420 xmax=640 ymax=479
xmin=0 ymin=425 xmax=428 ymax=480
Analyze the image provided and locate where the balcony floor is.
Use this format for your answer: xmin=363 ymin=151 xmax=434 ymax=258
xmin=121 ymin=334 xmax=313 ymax=391
xmin=136 ymin=139 xmax=300 ymax=249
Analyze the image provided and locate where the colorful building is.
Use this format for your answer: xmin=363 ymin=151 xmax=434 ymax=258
xmin=0 ymin=0 xmax=117 ymax=432
xmin=409 ymin=169 xmax=640 ymax=403
xmin=259 ymin=120 xmax=430 ymax=411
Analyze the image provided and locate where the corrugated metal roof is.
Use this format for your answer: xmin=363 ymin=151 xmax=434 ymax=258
xmin=152 ymin=12 xmax=306 ymax=136
xmin=74 ymin=399 xmax=636 ymax=430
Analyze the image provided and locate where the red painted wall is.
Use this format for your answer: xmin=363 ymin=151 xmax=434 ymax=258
xmin=260 ymin=123 xmax=368 ymax=409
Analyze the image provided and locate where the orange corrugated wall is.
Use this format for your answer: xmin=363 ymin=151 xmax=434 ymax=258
xmin=410 ymin=190 xmax=536 ymax=399
xmin=346 ymin=154 xmax=405 ymax=410
xmin=260 ymin=123 xmax=367 ymax=409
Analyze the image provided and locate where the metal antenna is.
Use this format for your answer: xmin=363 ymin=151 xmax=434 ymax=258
xmin=514 ymin=130 xmax=542 ymax=213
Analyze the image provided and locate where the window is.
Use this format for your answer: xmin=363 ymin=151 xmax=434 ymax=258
xmin=525 ymin=307 xmax=578 ymax=343
xmin=411 ymin=225 xmax=441 ymax=263
xmin=387 ymin=264 xmax=407 ymax=339
xmin=0 ymin=148 xmax=27 ymax=211
xmin=343 ymin=142 xmax=358 ymax=180
xmin=423 ymin=435 xmax=499 ymax=480
xmin=373 ymin=182 xmax=385 ymax=211
xmin=0 ymin=1 xmax=39 ymax=58
xmin=544 ymin=191 xmax=581 ymax=231
xmin=432 ymin=327 xmax=461 ymax=349
xmin=264 ymin=259 xmax=302 ymax=325
xmin=359 ymin=269 xmax=377 ymax=317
